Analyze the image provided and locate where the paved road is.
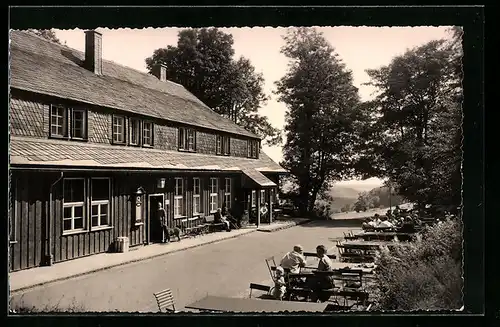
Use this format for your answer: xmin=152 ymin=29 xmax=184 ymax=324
xmin=10 ymin=220 xmax=361 ymax=312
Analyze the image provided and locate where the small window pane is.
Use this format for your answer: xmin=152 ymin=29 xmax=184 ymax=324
xmin=100 ymin=215 xmax=108 ymax=226
xmin=74 ymin=218 xmax=84 ymax=229
xmin=92 ymin=205 xmax=98 ymax=216
xmin=101 ymin=204 xmax=108 ymax=215
xmin=91 ymin=216 xmax=99 ymax=227
xmin=74 ymin=206 xmax=83 ymax=218
xmin=63 ymin=207 xmax=72 ymax=219
xmin=63 ymin=219 xmax=72 ymax=231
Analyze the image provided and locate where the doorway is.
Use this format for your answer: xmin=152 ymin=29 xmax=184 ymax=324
xmin=147 ymin=194 xmax=165 ymax=244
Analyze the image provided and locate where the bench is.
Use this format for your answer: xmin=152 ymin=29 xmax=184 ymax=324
xmin=181 ymin=217 xmax=207 ymax=236
xmin=204 ymin=215 xmax=227 ymax=232
xmin=153 ymin=288 xmax=177 ymax=313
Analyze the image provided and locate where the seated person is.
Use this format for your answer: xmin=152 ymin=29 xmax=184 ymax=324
xmin=377 ymin=216 xmax=394 ymax=228
xmin=272 ymin=266 xmax=287 ymax=300
xmin=214 ymin=208 xmax=231 ymax=232
xmin=222 ymin=203 xmax=239 ymax=229
xmin=306 ymin=245 xmax=336 ymax=302
xmin=280 ymin=245 xmax=307 ymax=274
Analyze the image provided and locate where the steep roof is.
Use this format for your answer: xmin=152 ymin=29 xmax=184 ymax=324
xmin=9 ymin=30 xmax=260 ymax=139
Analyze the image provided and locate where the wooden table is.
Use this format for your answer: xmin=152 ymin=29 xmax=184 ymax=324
xmin=185 ymin=295 xmax=329 ymax=312
xmin=355 ymin=232 xmax=415 ymax=241
xmin=302 ymin=262 xmax=376 ymax=274
xmin=338 ymin=240 xmax=394 ymax=250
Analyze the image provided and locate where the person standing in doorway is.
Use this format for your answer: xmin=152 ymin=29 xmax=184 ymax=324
xmin=158 ymin=202 xmax=168 ymax=243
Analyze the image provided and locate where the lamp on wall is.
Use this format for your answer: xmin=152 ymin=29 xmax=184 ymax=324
xmin=157 ymin=178 xmax=166 ymax=189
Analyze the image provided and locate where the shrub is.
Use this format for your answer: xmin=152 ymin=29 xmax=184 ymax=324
xmin=312 ymin=201 xmax=332 ymax=219
xmin=10 ymin=296 xmax=86 ymax=314
xmin=373 ymin=217 xmax=463 ymax=311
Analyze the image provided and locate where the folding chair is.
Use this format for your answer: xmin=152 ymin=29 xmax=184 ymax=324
xmin=265 ymin=256 xmax=277 ymax=279
xmin=249 ymin=283 xmax=272 ymax=299
xmin=153 ymin=288 xmax=177 ymax=313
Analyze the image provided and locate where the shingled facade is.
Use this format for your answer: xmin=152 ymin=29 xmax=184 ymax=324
xmin=9 ymin=30 xmax=285 ymax=272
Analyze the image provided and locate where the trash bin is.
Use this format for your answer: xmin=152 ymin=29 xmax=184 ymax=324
xmin=115 ymin=236 xmax=129 ymax=253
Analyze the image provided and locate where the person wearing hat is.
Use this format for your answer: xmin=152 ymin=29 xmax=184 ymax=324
xmin=280 ymin=245 xmax=307 ymax=274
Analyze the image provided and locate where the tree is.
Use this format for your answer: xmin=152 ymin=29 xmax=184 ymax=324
xmin=358 ymin=32 xmax=462 ymax=208
xmin=26 ymin=29 xmax=61 ymax=44
xmin=354 ymin=192 xmax=369 ymax=212
xmin=275 ymin=28 xmax=361 ymax=215
xmin=145 ymin=28 xmax=281 ymax=145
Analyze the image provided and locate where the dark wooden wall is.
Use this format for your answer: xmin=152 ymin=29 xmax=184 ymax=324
xmin=9 ymin=171 xmax=243 ymax=272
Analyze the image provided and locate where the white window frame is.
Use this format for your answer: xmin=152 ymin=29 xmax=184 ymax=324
xmin=187 ymin=129 xmax=195 ymax=151
xmin=90 ymin=177 xmax=111 ymax=229
xmin=129 ymin=118 xmax=141 ymax=146
xmin=210 ymin=177 xmax=218 ymax=213
xmin=261 ymin=189 xmax=266 ymax=205
xmin=63 ymin=178 xmax=86 ymax=234
xmin=174 ymin=177 xmax=184 ymax=218
xmin=216 ymin=135 xmax=222 ymax=154
xmin=113 ymin=115 xmax=126 ymax=143
xmin=71 ymin=108 xmax=87 ymax=140
xmin=143 ymin=121 xmax=153 ymax=146
xmin=247 ymin=140 xmax=252 ymax=158
xmin=223 ymin=136 xmax=230 ymax=156
xmin=179 ymin=127 xmax=196 ymax=151
xmin=224 ymin=178 xmax=232 ymax=209
xmin=50 ymin=105 xmax=66 ymax=137
xmin=193 ymin=177 xmax=201 ymax=215
xmin=251 ymin=190 xmax=256 ymax=207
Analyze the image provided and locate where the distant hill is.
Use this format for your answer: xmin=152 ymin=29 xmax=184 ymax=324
xmin=327 ymin=185 xmax=361 ymax=212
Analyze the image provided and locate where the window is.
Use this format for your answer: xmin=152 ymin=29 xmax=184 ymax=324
xmin=223 ymin=136 xmax=230 ymax=155
xmin=216 ymin=135 xmax=222 ymax=154
xmin=261 ymin=190 xmax=266 ymax=205
xmin=210 ymin=178 xmax=218 ymax=213
xmin=129 ymin=118 xmax=141 ymax=145
xmin=143 ymin=121 xmax=153 ymax=146
xmin=50 ymin=105 xmax=67 ymax=137
xmin=71 ymin=109 xmax=87 ymax=139
xmin=113 ymin=115 xmax=126 ymax=143
xmin=91 ymin=178 xmax=110 ymax=228
xmin=216 ymin=135 xmax=231 ymax=155
xmin=179 ymin=127 xmax=196 ymax=151
xmin=63 ymin=178 xmax=86 ymax=232
xmin=174 ymin=178 xmax=184 ymax=218
xmin=193 ymin=177 xmax=201 ymax=215
xmin=247 ymin=140 xmax=259 ymax=158
xmin=251 ymin=190 xmax=256 ymax=207
xmin=224 ymin=178 xmax=232 ymax=209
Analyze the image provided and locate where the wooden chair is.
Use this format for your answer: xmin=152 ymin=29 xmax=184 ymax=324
xmin=249 ymin=283 xmax=272 ymax=298
xmin=265 ymin=256 xmax=277 ymax=279
xmin=153 ymin=288 xmax=177 ymax=313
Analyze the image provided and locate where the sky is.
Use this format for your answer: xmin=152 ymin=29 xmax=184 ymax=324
xmin=53 ymin=26 xmax=452 ymax=190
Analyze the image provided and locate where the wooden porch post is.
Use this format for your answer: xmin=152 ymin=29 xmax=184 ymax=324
xmin=256 ymin=188 xmax=261 ymax=227
xmin=269 ymin=188 xmax=273 ymax=224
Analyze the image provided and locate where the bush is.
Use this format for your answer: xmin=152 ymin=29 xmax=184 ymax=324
xmin=312 ymin=201 xmax=332 ymax=220
xmin=373 ymin=218 xmax=463 ymax=310
xmin=10 ymin=295 xmax=86 ymax=314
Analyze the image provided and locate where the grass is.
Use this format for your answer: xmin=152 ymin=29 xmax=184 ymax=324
xmin=10 ymin=293 xmax=87 ymax=313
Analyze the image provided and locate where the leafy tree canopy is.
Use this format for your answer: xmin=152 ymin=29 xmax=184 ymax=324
xmin=145 ymin=28 xmax=281 ymax=145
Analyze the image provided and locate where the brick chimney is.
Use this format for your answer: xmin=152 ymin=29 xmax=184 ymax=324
xmin=84 ymin=30 xmax=103 ymax=75
xmin=152 ymin=63 xmax=168 ymax=82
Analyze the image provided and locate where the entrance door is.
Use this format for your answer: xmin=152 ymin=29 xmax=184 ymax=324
xmin=148 ymin=194 xmax=165 ymax=244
